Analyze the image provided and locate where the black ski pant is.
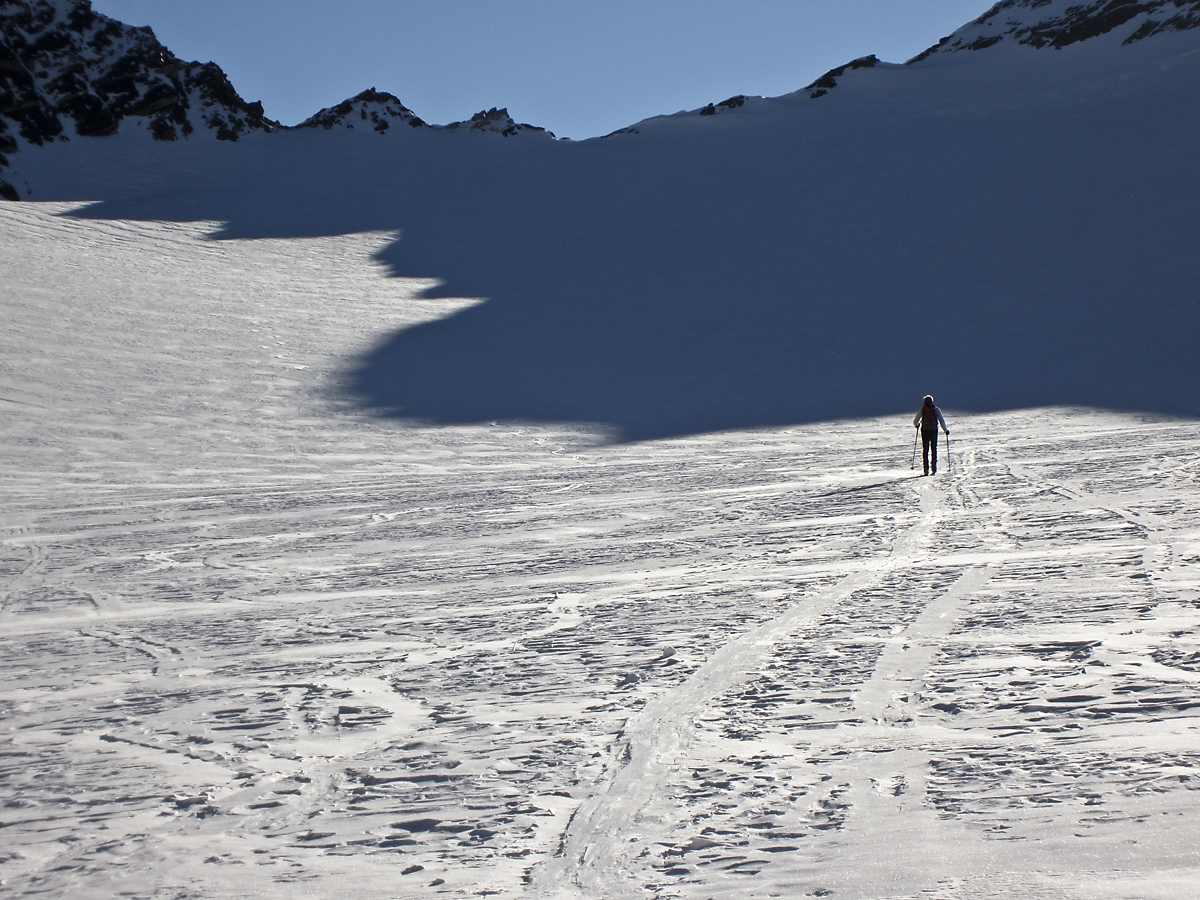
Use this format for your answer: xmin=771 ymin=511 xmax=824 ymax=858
xmin=921 ymin=429 xmax=939 ymax=474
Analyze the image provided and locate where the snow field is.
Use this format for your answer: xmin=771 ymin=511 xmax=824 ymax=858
xmin=2 ymin=205 xmax=1199 ymax=898
xmin=10 ymin=27 xmax=1200 ymax=440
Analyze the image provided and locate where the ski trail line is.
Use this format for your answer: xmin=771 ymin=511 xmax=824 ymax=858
xmin=0 ymin=543 xmax=44 ymax=619
xmin=821 ymin=564 xmax=995 ymax=898
xmin=530 ymin=476 xmax=949 ymax=898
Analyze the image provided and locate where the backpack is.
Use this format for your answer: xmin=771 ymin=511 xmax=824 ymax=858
xmin=921 ymin=405 xmax=938 ymax=429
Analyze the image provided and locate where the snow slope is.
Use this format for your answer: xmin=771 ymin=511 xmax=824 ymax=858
xmin=3 ymin=2 xmax=1200 ymax=897
xmin=2 ymin=203 xmax=1200 ymax=899
xmin=4 ymin=1 xmax=1200 ymax=439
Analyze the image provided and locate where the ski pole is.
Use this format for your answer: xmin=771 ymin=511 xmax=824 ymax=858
xmin=910 ymin=426 xmax=918 ymax=470
xmin=945 ymin=431 xmax=951 ymax=474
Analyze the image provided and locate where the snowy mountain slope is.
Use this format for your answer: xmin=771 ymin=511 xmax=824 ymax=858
xmin=592 ymin=0 xmax=1200 ymax=121
xmin=4 ymin=0 xmax=1196 ymax=440
xmin=4 ymin=3 xmax=1200 ymax=897
xmin=913 ymin=0 xmax=1200 ymax=58
xmin=2 ymin=202 xmax=1200 ymax=899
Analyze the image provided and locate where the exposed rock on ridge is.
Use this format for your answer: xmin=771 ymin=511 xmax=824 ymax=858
xmin=782 ymin=0 xmax=1200 ymax=104
xmin=299 ymin=92 xmax=553 ymax=139
xmin=0 ymin=0 xmax=276 ymax=196
xmin=698 ymin=94 xmax=747 ymax=116
xmin=804 ymin=56 xmax=880 ymax=99
xmin=298 ymin=89 xmax=425 ymax=133
xmin=444 ymin=106 xmax=552 ymax=138
xmin=909 ymin=0 xmax=1200 ymax=61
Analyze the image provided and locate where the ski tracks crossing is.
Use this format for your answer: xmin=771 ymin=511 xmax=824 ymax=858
xmin=533 ymin=425 xmax=1200 ymax=899
xmin=533 ymin=459 xmax=994 ymax=898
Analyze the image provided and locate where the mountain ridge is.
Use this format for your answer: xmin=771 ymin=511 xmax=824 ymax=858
xmin=0 ymin=0 xmax=556 ymax=199
xmin=296 ymin=89 xmax=552 ymax=140
xmin=4 ymin=0 xmax=1200 ymax=201
xmin=912 ymin=0 xmax=1200 ymax=59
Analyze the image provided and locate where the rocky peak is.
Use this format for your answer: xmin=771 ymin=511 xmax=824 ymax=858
xmin=444 ymin=106 xmax=553 ymax=138
xmin=298 ymin=92 xmax=553 ymax=139
xmin=297 ymin=88 xmax=425 ymax=133
xmin=909 ymin=0 xmax=1200 ymax=61
xmin=0 ymin=0 xmax=276 ymax=194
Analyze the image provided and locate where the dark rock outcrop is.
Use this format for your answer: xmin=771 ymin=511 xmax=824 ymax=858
xmin=444 ymin=106 xmax=553 ymax=138
xmin=698 ymin=95 xmax=747 ymax=116
xmin=804 ymin=55 xmax=879 ymax=99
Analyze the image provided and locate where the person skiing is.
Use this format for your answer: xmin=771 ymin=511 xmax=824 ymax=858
xmin=913 ymin=395 xmax=949 ymax=475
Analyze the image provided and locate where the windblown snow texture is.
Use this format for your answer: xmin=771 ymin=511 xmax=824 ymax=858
xmin=3 ymin=201 xmax=1200 ymax=900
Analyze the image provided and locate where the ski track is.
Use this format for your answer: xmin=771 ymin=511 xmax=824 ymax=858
xmin=2 ymin=205 xmax=1200 ymax=898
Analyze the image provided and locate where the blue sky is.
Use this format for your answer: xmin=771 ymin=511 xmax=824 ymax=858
xmin=89 ymin=1 xmax=996 ymax=139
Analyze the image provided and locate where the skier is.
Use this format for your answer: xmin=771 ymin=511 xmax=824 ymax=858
xmin=913 ymin=395 xmax=949 ymax=475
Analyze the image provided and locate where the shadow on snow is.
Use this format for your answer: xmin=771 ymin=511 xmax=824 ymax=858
xmin=65 ymin=53 xmax=1200 ymax=441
